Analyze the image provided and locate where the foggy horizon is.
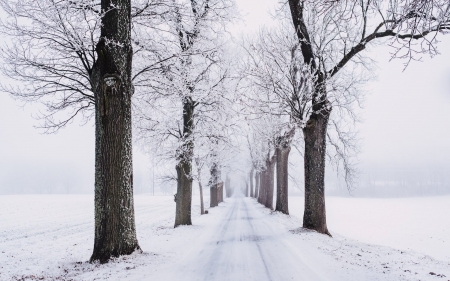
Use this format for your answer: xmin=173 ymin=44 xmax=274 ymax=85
xmin=1 ymin=0 xmax=450 ymax=196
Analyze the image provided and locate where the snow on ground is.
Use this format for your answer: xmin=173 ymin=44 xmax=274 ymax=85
xmin=0 ymin=194 xmax=449 ymax=280
xmin=289 ymin=196 xmax=450 ymax=262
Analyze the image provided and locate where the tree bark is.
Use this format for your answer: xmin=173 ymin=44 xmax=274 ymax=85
xmin=218 ymin=182 xmax=224 ymax=203
xmin=198 ymin=179 xmax=205 ymax=215
xmin=254 ymin=171 xmax=260 ymax=199
xmin=90 ymin=0 xmax=140 ymax=263
xmin=302 ymin=111 xmax=331 ymax=235
xmin=210 ymin=184 xmax=218 ymax=207
xmin=249 ymin=168 xmax=254 ymax=197
xmin=275 ymin=128 xmax=295 ymax=215
xmin=258 ymin=169 xmax=266 ymax=204
xmin=275 ymin=146 xmax=290 ymax=214
xmin=209 ymin=161 xmax=220 ymax=207
xmin=195 ymin=158 xmax=205 ymax=215
xmin=225 ymin=176 xmax=231 ymax=197
xmin=265 ymin=155 xmax=276 ymax=210
xmin=174 ymin=97 xmax=195 ymax=227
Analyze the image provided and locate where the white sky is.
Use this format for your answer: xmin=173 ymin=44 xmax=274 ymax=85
xmin=0 ymin=0 xmax=449 ymax=193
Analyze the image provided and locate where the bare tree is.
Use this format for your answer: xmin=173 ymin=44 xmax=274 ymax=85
xmin=284 ymin=0 xmax=450 ymax=235
xmin=0 ymin=0 xmax=170 ymax=262
xmin=88 ymin=0 xmax=142 ymax=262
xmin=133 ymin=0 xmax=236 ymax=226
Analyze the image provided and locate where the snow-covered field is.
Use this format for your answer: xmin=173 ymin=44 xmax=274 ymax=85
xmin=0 ymin=194 xmax=449 ymax=280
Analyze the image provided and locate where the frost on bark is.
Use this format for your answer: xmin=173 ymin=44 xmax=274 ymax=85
xmin=90 ymin=0 xmax=140 ymax=263
xmin=198 ymin=179 xmax=205 ymax=215
xmin=195 ymin=158 xmax=205 ymax=215
xmin=287 ymin=0 xmax=331 ymax=234
xmin=217 ymin=182 xmax=224 ymax=203
xmin=174 ymin=97 xmax=195 ymax=227
xmin=287 ymin=0 xmax=450 ymax=235
xmin=209 ymin=160 xmax=221 ymax=207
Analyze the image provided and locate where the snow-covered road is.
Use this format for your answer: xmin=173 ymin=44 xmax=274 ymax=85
xmin=159 ymin=196 xmax=329 ymax=281
xmin=1 ymin=194 xmax=449 ymax=280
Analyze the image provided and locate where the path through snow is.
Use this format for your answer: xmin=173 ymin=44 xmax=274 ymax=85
xmin=1 ymin=194 xmax=449 ymax=280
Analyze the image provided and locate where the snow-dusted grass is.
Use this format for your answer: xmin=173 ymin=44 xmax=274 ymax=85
xmin=0 ymin=194 xmax=449 ymax=280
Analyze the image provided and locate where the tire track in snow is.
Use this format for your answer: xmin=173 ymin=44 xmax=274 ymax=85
xmin=164 ymin=195 xmax=326 ymax=281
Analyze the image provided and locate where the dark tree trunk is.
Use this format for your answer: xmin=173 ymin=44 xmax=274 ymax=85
xmin=174 ymin=97 xmax=195 ymax=227
xmin=265 ymin=155 xmax=276 ymax=210
xmin=275 ymin=128 xmax=295 ymax=215
xmin=288 ymin=0 xmax=331 ymax=236
xmin=210 ymin=184 xmax=218 ymax=207
xmin=302 ymin=110 xmax=331 ymax=235
xmin=255 ymin=172 xmax=260 ymax=199
xmin=218 ymin=182 xmax=224 ymax=203
xmin=258 ymin=169 xmax=266 ymax=204
xmin=257 ymin=171 xmax=262 ymax=203
xmin=275 ymin=145 xmax=291 ymax=214
xmin=249 ymin=168 xmax=254 ymax=197
xmin=209 ymin=161 xmax=220 ymax=207
xmin=90 ymin=0 xmax=140 ymax=263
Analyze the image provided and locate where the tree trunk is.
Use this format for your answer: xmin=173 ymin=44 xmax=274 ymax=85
xmin=225 ymin=176 xmax=231 ymax=197
xmin=210 ymin=184 xmax=218 ymax=207
xmin=199 ymin=180 xmax=205 ymax=215
xmin=265 ymin=155 xmax=276 ymax=210
xmin=258 ymin=170 xmax=266 ymax=204
xmin=174 ymin=97 xmax=195 ymax=227
xmin=255 ymin=172 xmax=260 ymax=199
xmin=195 ymin=159 xmax=205 ymax=215
xmin=198 ymin=181 xmax=205 ymax=215
xmin=209 ymin=160 xmax=221 ymax=206
xmin=218 ymin=182 xmax=224 ymax=203
xmin=302 ymin=111 xmax=331 ymax=235
xmin=249 ymin=168 xmax=254 ymax=197
xmin=90 ymin=0 xmax=140 ymax=263
xmin=275 ymin=145 xmax=290 ymax=214
xmin=275 ymin=128 xmax=295 ymax=215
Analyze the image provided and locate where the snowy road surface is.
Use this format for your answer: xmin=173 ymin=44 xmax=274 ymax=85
xmin=156 ymin=196 xmax=331 ymax=280
xmin=1 ymin=194 xmax=450 ymax=280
